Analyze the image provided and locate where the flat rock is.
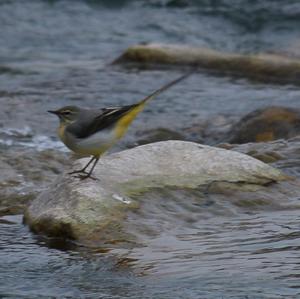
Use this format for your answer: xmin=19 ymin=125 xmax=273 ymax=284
xmin=113 ymin=43 xmax=300 ymax=84
xmin=24 ymin=141 xmax=289 ymax=245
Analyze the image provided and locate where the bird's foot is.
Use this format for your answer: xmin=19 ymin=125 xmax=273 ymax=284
xmin=68 ymin=169 xmax=88 ymax=175
xmin=75 ymin=173 xmax=99 ymax=181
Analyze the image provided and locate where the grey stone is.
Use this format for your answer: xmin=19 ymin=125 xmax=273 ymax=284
xmin=24 ymin=141 xmax=289 ymax=244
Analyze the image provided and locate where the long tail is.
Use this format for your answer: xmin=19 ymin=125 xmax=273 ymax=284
xmin=115 ymin=71 xmax=193 ymax=138
xmin=138 ymin=70 xmax=194 ymax=105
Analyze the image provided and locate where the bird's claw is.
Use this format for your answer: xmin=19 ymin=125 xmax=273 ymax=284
xmin=75 ymin=174 xmax=99 ymax=181
xmin=68 ymin=169 xmax=99 ymax=180
xmin=68 ymin=169 xmax=88 ymax=175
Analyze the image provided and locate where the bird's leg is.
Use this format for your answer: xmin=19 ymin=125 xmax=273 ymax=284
xmin=68 ymin=156 xmax=96 ymax=175
xmin=78 ymin=157 xmax=100 ymax=180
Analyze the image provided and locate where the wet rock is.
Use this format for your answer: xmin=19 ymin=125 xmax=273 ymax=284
xmin=228 ymin=106 xmax=300 ymax=144
xmin=113 ymin=43 xmax=300 ymax=84
xmin=226 ymin=136 xmax=300 ymax=178
xmin=132 ymin=115 xmax=236 ymax=147
xmin=135 ymin=127 xmax=186 ymax=145
xmin=0 ymin=158 xmax=32 ymax=216
xmin=0 ymin=159 xmax=19 ymax=182
xmin=183 ymin=114 xmax=237 ymax=144
xmin=24 ymin=141 xmax=288 ymax=245
xmin=0 ymin=148 xmax=69 ymax=216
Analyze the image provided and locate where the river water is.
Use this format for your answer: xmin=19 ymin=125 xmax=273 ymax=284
xmin=1 ymin=1 xmax=300 ymax=298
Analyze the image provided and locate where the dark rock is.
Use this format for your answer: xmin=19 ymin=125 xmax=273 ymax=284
xmin=165 ymin=0 xmax=190 ymax=8
xmin=135 ymin=127 xmax=186 ymax=146
xmin=228 ymin=106 xmax=300 ymax=144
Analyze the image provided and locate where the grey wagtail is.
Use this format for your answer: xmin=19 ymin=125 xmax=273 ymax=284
xmin=48 ymin=72 xmax=192 ymax=179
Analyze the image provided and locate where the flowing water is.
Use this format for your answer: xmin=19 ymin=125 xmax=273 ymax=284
xmin=1 ymin=1 xmax=300 ymax=298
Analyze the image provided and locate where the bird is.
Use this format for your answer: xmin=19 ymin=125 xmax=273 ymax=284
xmin=48 ymin=72 xmax=192 ymax=180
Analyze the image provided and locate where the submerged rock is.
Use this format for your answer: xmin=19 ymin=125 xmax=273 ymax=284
xmin=228 ymin=106 xmax=300 ymax=144
xmin=227 ymin=136 xmax=300 ymax=178
xmin=183 ymin=114 xmax=237 ymax=144
xmin=24 ymin=141 xmax=289 ymax=245
xmin=113 ymin=43 xmax=300 ymax=84
xmin=132 ymin=115 xmax=237 ymax=146
xmin=0 ymin=148 xmax=69 ymax=216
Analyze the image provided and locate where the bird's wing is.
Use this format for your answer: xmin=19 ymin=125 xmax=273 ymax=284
xmin=71 ymin=104 xmax=139 ymax=139
xmin=68 ymin=71 xmax=193 ymax=139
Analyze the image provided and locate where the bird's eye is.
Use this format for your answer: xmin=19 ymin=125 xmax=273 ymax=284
xmin=62 ymin=111 xmax=71 ymax=115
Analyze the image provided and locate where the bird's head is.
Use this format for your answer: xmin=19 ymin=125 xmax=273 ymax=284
xmin=48 ymin=106 xmax=81 ymax=124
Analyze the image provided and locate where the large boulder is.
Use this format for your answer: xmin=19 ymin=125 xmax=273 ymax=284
xmin=228 ymin=106 xmax=300 ymax=144
xmin=24 ymin=141 xmax=290 ymax=245
xmin=113 ymin=43 xmax=300 ymax=84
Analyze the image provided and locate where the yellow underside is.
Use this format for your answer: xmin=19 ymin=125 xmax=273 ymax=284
xmin=115 ymin=102 xmax=146 ymax=139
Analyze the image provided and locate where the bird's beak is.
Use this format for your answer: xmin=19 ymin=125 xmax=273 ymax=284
xmin=48 ymin=110 xmax=59 ymax=115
